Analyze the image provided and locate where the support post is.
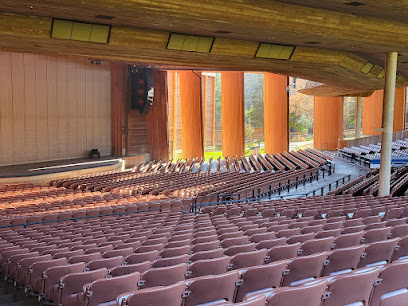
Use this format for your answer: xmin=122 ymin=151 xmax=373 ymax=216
xmin=378 ymin=52 xmax=398 ymax=197
xmin=355 ymin=96 xmax=363 ymax=138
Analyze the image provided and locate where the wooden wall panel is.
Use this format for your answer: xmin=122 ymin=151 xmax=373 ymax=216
xmin=11 ymin=53 xmax=26 ymax=163
xmin=179 ymin=71 xmax=204 ymax=159
xmin=175 ymin=73 xmax=182 ymax=151
xmin=167 ymin=71 xmax=175 ymax=153
xmin=35 ymin=55 xmax=49 ymax=161
xmin=127 ymin=110 xmax=149 ymax=154
xmin=0 ymin=52 xmax=13 ymax=164
xmin=111 ymin=63 xmax=125 ymax=156
xmin=362 ymin=90 xmax=383 ymax=136
xmin=23 ymin=53 xmax=37 ymax=162
xmin=47 ymin=56 xmax=58 ymax=160
xmin=76 ymin=57 xmax=87 ymax=157
xmin=0 ymin=51 xmax=111 ymax=166
xmin=314 ymin=96 xmax=344 ymax=150
xmin=394 ymin=87 xmax=406 ymax=132
xmin=221 ymin=71 xmax=245 ymax=157
xmin=363 ymin=88 xmax=406 ymax=135
xmin=57 ymin=57 xmax=68 ymax=158
xmin=264 ymin=73 xmax=289 ymax=154
xmin=67 ymin=57 xmax=77 ymax=157
xmin=146 ymin=71 xmax=169 ymax=161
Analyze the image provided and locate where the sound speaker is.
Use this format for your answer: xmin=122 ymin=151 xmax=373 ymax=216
xmin=129 ymin=66 xmax=154 ymax=114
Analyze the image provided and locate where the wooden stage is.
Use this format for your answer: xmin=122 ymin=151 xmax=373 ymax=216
xmin=0 ymin=154 xmax=148 ymax=186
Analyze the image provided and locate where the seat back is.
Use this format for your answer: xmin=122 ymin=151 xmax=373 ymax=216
xmin=140 ymin=263 xmax=188 ymax=288
xmin=370 ymin=259 xmax=408 ymax=306
xmin=281 ymin=252 xmax=327 ymax=287
xmin=358 ymin=238 xmax=400 ymax=268
xmin=229 ymin=249 xmax=267 ymax=270
xmin=187 ymin=256 xmax=230 ymax=278
xmin=322 ymin=266 xmax=380 ymax=306
xmin=86 ymin=256 xmax=124 ymax=270
xmin=299 ymin=237 xmax=335 ymax=256
xmin=321 ymin=245 xmax=365 ymax=276
xmin=110 ymin=261 xmax=151 ymax=277
xmin=58 ymin=268 xmax=108 ymax=305
xmin=119 ymin=281 xmax=186 ymax=306
xmin=264 ymin=279 xmax=328 ymax=306
xmin=265 ymin=243 xmax=301 ymax=264
xmin=235 ymin=260 xmax=287 ymax=302
xmin=41 ymin=262 xmax=86 ymax=298
xmin=86 ymin=272 xmax=140 ymax=306
xmin=183 ymin=270 xmax=239 ymax=306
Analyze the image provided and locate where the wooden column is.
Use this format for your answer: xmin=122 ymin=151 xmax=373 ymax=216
xmin=393 ymin=87 xmax=406 ymax=132
xmin=363 ymin=88 xmax=406 ymax=135
xmin=179 ymin=71 xmax=204 ymax=159
xmin=209 ymin=76 xmax=216 ymax=147
xmin=363 ymin=90 xmax=384 ymax=136
xmin=221 ymin=72 xmax=245 ymax=157
xmin=313 ymin=96 xmax=344 ymax=150
xmin=146 ymin=71 xmax=169 ymax=161
xmin=264 ymin=73 xmax=289 ymax=154
xmin=111 ymin=63 xmax=127 ymax=156
xmin=202 ymin=75 xmax=208 ymax=147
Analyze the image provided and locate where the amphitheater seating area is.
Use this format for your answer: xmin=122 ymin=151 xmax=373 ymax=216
xmin=329 ymin=165 xmax=408 ymax=196
xmin=338 ymin=138 xmax=408 ymax=166
xmin=46 ymin=150 xmax=330 ymax=202
xmin=1 ymin=189 xmax=408 ymax=305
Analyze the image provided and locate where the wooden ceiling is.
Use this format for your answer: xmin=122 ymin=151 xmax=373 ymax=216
xmin=0 ymin=0 xmax=407 ymax=96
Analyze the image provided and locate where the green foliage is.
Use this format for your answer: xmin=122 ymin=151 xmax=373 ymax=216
xmin=246 ymin=100 xmax=264 ymax=128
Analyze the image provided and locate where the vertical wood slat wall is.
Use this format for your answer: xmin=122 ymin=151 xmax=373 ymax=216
xmin=363 ymin=88 xmax=406 ymax=136
xmin=264 ymin=73 xmax=289 ymax=154
xmin=313 ymin=96 xmax=344 ymax=151
xmin=0 ymin=51 xmax=111 ymax=166
xmin=146 ymin=71 xmax=169 ymax=161
xmin=221 ymin=71 xmax=245 ymax=157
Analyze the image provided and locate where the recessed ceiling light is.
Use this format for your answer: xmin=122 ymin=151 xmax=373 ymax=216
xmin=304 ymin=41 xmax=322 ymax=45
xmin=344 ymin=1 xmax=366 ymax=6
xmin=214 ymin=30 xmax=232 ymax=34
xmin=95 ymin=15 xmax=115 ymax=20
xmin=27 ymin=5 xmax=34 ymax=9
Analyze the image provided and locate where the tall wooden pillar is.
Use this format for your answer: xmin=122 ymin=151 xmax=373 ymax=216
xmin=363 ymin=88 xmax=406 ymax=135
xmin=363 ymin=90 xmax=384 ymax=135
xmin=393 ymin=87 xmax=406 ymax=132
xmin=264 ymin=73 xmax=289 ymax=154
xmin=179 ymin=71 xmax=204 ymax=159
xmin=221 ymin=72 xmax=245 ymax=157
xmin=313 ymin=96 xmax=344 ymax=150
xmin=111 ymin=63 xmax=127 ymax=156
xmin=146 ymin=71 xmax=169 ymax=161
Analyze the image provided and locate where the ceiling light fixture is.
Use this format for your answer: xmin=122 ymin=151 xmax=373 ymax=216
xmin=95 ymin=15 xmax=115 ymax=20
xmin=344 ymin=2 xmax=366 ymax=6
xmin=214 ymin=30 xmax=232 ymax=34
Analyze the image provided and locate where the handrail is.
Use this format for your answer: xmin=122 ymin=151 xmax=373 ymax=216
xmin=191 ymin=174 xmax=351 ymax=212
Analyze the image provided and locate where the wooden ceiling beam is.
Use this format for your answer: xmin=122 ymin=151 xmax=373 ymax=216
xmin=0 ymin=12 xmax=405 ymax=97
xmin=1 ymin=0 xmax=408 ymax=54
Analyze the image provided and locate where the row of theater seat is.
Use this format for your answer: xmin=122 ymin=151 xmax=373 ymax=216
xmin=46 ymin=149 xmax=329 ymax=198
xmin=329 ymin=165 xmax=408 ymax=196
xmin=1 ymin=201 xmax=408 ymax=305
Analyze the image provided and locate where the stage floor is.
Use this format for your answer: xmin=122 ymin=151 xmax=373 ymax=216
xmin=0 ymin=157 xmax=122 ymax=178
